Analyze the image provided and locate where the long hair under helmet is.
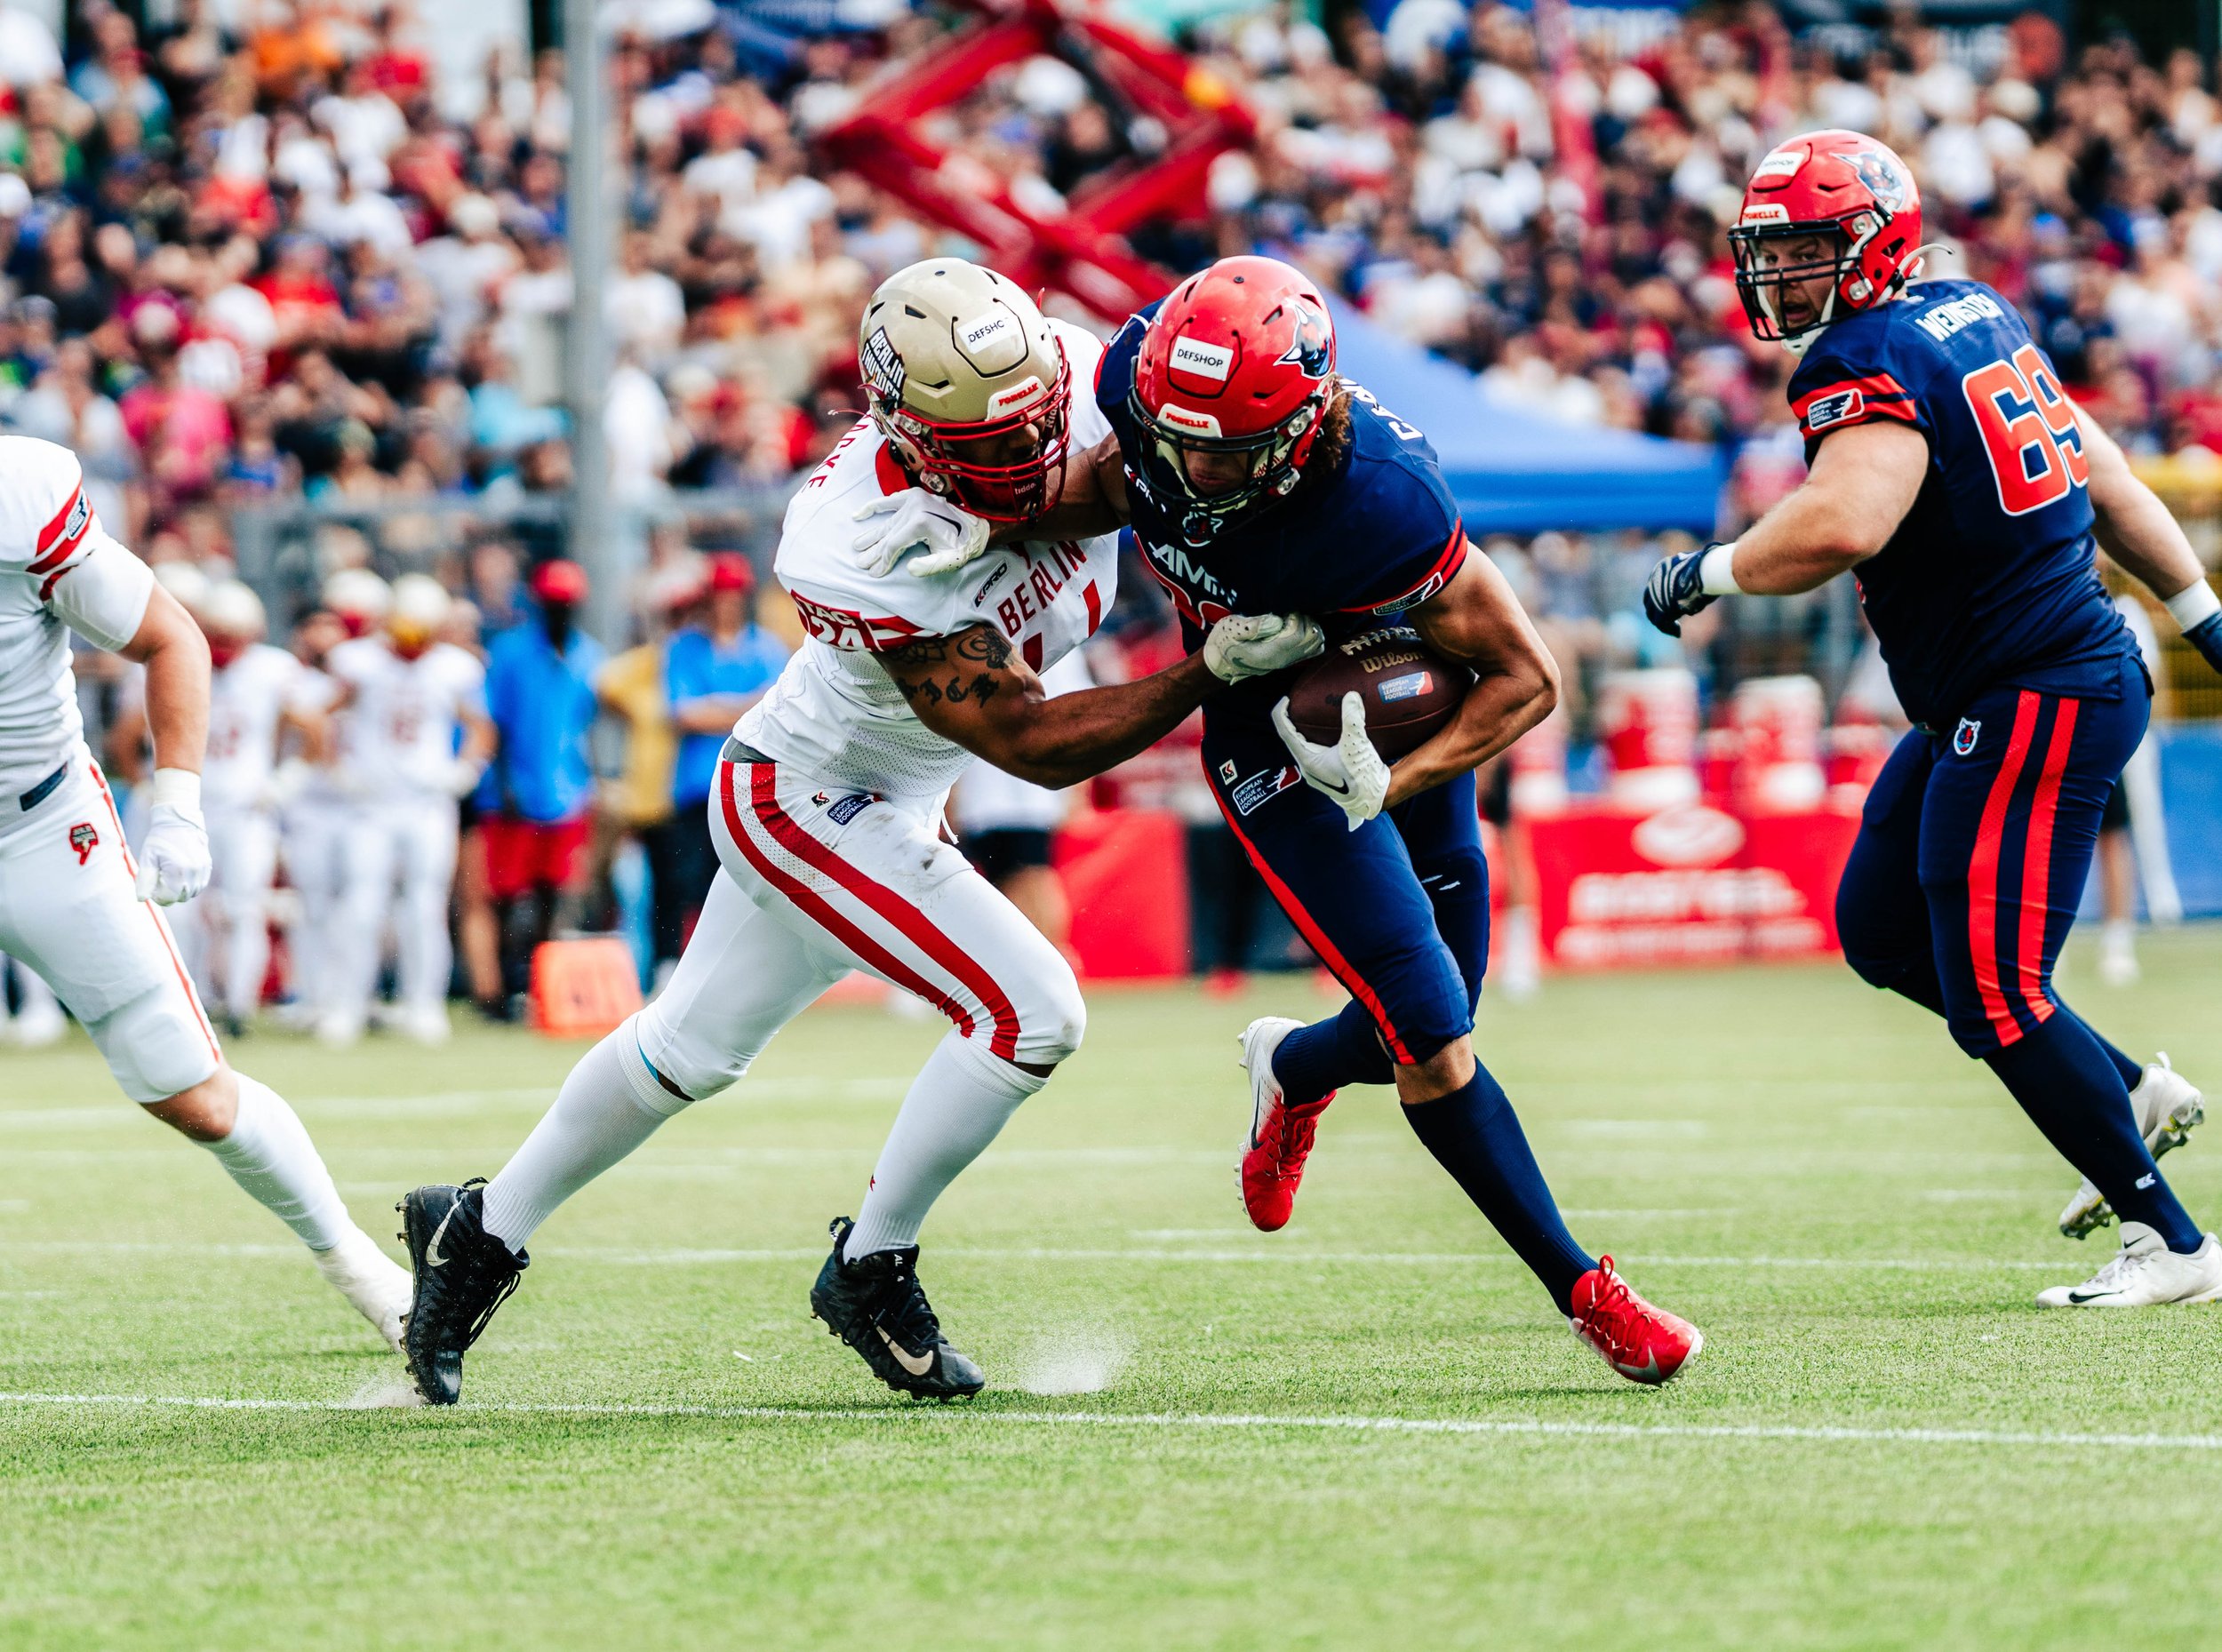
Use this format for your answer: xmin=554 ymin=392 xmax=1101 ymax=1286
xmin=1130 ymin=255 xmax=1337 ymax=543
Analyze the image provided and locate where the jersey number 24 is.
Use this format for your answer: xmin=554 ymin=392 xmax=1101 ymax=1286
xmin=1961 ymin=343 xmax=2088 ymax=516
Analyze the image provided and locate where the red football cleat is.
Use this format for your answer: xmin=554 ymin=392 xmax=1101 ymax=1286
xmin=1237 ymin=1018 xmax=1334 ymax=1232
xmin=1568 ymin=1257 xmax=1703 ymax=1385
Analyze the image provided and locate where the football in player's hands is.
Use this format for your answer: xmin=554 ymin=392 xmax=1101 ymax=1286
xmin=1283 ymin=626 xmax=1468 ymax=759
xmin=851 ymin=491 xmax=990 ymax=579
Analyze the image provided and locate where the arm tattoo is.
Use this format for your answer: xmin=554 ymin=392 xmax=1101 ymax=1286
xmin=955 ymin=627 xmax=1012 ymax=667
xmin=884 ymin=634 xmax=954 ymax=670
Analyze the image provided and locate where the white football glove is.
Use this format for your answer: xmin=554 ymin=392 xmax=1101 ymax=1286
xmin=851 ymin=490 xmax=992 ymax=579
xmin=1271 ymin=691 xmax=1392 ymax=832
xmin=1203 ymin=612 xmax=1325 ymax=682
xmin=133 ymin=770 xmax=212 ymax=905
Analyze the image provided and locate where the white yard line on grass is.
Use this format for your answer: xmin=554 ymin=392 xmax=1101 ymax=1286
xmin=2 ymin=1389 xmax=2219 ymax=1454
xmin=0 ymin=1239 xmax=2072 ymax=1270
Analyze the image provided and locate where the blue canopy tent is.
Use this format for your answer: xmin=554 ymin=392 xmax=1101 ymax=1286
xmin=1331 ymin=309 xmax=1726 ymax=535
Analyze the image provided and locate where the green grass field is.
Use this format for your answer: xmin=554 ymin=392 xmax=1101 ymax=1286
xmin=6 ymin=932 xmax=2222 ymax=1650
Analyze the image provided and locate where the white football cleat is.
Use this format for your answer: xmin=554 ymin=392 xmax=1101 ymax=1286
xmin=315 ymin=1010 xmax=364 ymax=1048
xmin=314 ymin=1228 xmax=413 ymax=1355
xmin=2058 ymin=1054 xmax=2205 ymax=1239
xmin=398 ymin=1004 xmax=452 ymax=1046
xmin=2036 ymin=1223 xmax=2222 ymax=1308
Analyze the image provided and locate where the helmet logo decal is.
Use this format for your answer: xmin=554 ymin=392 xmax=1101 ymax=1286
xmin=1850 ymin=149 xmax=1911 ymax=212
xmin=1170 ymin=336 xmax=1234 ymax=381
xmin=1159 ymin=404 xmax=1221 ymax=435
xmin=986 ymin=376 xmax=1046 ymax=415
xmin=1275 ymin=300 xmax=1332 ymax=378
xmin=959 ymin=312 xmax=1014 ymax=353
xmin=1754 ymin=147 xmax=1806 ymax=180
xmin=860 ymin=327 xmax=905 ymax=402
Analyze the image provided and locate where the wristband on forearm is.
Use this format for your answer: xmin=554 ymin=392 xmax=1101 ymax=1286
xmin=2164 ymin=578 xmax=2222 ymax=633
xmin=1698 ymin=541 xmax=1745 ymax=596
xmin=149 ymin=768 xmax=202 ymax=812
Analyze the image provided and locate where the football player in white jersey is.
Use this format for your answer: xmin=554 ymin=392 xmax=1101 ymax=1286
xmin=193 ymin=580 xmax=329 ymax=1035
xmin=280 ymin=575 xmax=385 ymax=1031
xmin=323 ymin=574 xmax=492 ymax=1047
xmin=396 ymin=259 xmax=1321 ymax=1405
xmin=0 ymin=435 xmax=410 ymax=1350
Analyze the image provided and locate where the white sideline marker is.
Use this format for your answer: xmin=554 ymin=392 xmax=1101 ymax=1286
xmin=4 ymin=1390 xmax=2222 ymax=1455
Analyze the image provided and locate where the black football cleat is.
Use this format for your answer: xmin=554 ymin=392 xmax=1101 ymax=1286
xmin=396 ymin=1179 xmax=527 ymax=1406
xmin=809 ymin=1217 xmax=985 ymax=1399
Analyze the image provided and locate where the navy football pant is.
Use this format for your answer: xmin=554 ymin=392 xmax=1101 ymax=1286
xmin=1836 ymin=660 xmax=2199 ymax=1248
xmin=1205 ymin=734 xmax=1488 ymax=1063
xmin=1205 ymin=730 xmax=1598 ymax=1309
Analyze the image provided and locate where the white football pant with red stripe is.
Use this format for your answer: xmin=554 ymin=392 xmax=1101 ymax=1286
xmin=0 ymin=753 xmax=222 ymax=1100
xmin=643 ymin=756 xmax=1083 ymax=1096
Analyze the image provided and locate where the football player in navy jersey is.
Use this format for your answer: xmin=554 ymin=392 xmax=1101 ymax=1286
xmin=1647 ymin=131 xmax=2222 ymax=1308
xmin=862 ymin=256 xmax=1704 ymax=1384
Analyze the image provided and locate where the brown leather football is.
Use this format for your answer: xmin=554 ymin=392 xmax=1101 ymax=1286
xmin=1284 ymin=626 xmax=1470 ymax=760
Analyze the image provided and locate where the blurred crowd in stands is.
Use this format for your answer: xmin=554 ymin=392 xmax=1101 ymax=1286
xmin=4 ymin=0 xmax=2220 ymax=1030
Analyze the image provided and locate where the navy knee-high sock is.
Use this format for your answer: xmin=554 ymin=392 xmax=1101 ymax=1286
xmin=1275 ymin=1000 xmax=1395 ymax=1105
xmin=1874 ymin=951 xmax=2145 ymax=1094
xmin=1986 ymin=1014 xmax=2201 ymax=1253
xmin=1403 ymin=1061 xmax=1595 ymax=1313
xmin=2059 ymin=1007 xmax=2144 ymax=1092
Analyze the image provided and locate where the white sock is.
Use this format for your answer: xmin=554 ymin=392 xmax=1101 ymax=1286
xmin=204 ymin=1073 xmax=353 ymax=1251
xmin=847 ymin=1031 xmax=1046 ymax=1257
xmin=2102 ymin=917 xmax=2134 ymax=954
xmin=482 ymin=1019 xmax=685 ymax=1250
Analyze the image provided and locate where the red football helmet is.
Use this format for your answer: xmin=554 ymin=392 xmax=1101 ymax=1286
xmin=1131 ymin=256 xmax=1336 ymax=539
xmin=1729 ymin=130 xmax=1923 ymax=352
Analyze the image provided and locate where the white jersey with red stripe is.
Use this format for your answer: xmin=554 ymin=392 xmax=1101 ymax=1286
xmin=0 ymin=436 xmax=154 ymax=800
xmin=204 ymin=644 xmax=316 ymax=812
xmin=737 ymin=318 xmax=1119 ymax=798
xmin=327 ymin=636 xmax=485 ymax=800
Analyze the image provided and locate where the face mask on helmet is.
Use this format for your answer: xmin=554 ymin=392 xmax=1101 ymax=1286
xmin=1730 ymin=219 xmax=1876 ymax=354
xmin=881 ymin=339 xmax=1073 ymax=523
xmin=1129 ymin=388 xmax=1327 ymax=539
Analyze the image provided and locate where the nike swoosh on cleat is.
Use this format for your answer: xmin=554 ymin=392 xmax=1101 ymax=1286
xmin=2066 ymin=1289 xmax=2122 ymax=1305
xmin=1615 ymin=1352 xmax=1663 ymax=1380
xmin=423 ymin=1200 xmax=460 ymax=1269
xmin=875 ymin=1327 xmax=936 ymax=1378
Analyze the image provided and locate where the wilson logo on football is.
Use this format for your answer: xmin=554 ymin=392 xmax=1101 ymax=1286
xmin=1169 ymin=337 xmax=1234 ymax=382
xmin=1631 ymin=804 xmax=1746 ymax=869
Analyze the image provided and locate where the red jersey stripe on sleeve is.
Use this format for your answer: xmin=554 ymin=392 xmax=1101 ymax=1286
xmin=1336 ymin=523 xmax=1468 ymax=617
xmin=28 ymin=483 xmax=92 ymax=575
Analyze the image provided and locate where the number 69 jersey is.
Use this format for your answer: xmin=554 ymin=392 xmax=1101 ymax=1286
xmin=1786 ymin=275 xmax=2133 ymax=728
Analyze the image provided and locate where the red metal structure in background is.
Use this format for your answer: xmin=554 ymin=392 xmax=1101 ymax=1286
xmin=816 ymin=0 xmax=1255 ymax=322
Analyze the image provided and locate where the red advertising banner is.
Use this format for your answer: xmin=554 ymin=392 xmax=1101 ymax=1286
xmin=1527 ymin=801 xmax=1862 ymax=970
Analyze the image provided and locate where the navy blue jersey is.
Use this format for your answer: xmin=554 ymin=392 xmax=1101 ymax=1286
xmin=1786 ymin=277 xmax=2133 ymax=727
xmin=1098 ymin=304 xmax=1467 ymax=722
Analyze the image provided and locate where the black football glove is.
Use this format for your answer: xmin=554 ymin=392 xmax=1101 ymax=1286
xmin=2186 ymin=611 xmax=2222 ymax=675
xmin=1643 ymin=547 xmax=1719 ymax=638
